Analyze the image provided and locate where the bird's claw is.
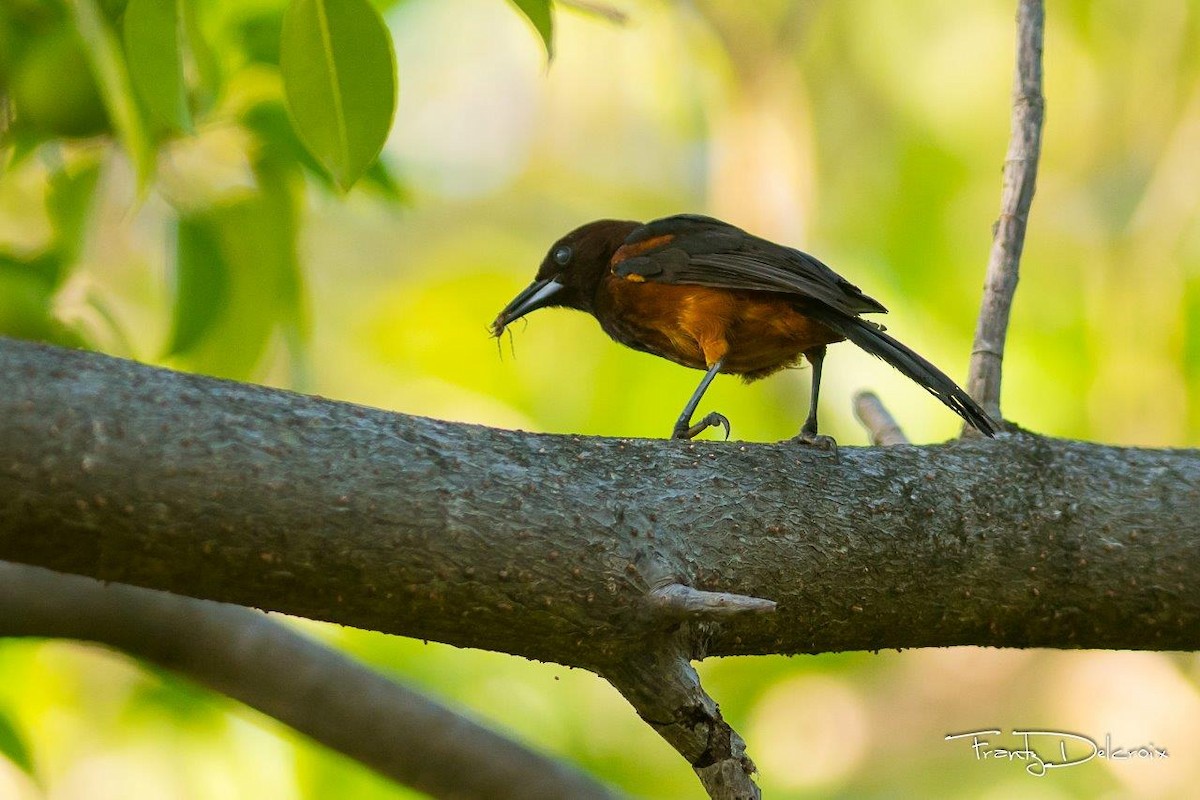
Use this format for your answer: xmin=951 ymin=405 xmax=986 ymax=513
xmin=672 ymin=411 xmax=731 ymax=441
xmin=790 ymin=431 xmax=838 ymax=457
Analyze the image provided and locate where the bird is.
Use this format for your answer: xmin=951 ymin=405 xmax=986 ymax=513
xmin=491 ymin=214 xmax=999 ymax=444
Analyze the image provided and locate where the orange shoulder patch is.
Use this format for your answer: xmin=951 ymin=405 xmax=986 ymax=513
xmin=610 ymin=234 xmax=675 ymax=267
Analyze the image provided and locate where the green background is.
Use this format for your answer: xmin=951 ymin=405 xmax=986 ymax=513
xmin=1 ymin=0 xmax=1198 ymax=797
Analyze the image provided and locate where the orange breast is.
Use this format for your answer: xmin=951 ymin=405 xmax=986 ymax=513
xmin=593 ymin=275 xmax=844 ymax=379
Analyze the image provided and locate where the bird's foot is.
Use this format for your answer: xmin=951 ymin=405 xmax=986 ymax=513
xmin=671 ymin=412 xmax=731 ymax=441
xmin=789 ymin=430 xmax=838 ymax=457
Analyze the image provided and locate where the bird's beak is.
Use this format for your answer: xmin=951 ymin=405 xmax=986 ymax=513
xmin=491 ymin=278 xmax=564 ymax=336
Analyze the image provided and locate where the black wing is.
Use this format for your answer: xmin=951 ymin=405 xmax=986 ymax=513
xmin=612 ymin=214 xmax=887 ymax=317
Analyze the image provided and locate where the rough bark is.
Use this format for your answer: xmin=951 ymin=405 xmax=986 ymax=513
xmin=3 ymin=337 xmax=1198 ymax=663
xmin=4 ymin=336 xmax=1199 ymax=797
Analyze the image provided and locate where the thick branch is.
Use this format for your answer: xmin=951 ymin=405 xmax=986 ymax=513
xmin=967 ymin=0 xmax=1045 ymax=421
xmin=0 ymin=561 xmax=620 ymax=800
xmin=2 ymin=337 xmax=1197 ymax=661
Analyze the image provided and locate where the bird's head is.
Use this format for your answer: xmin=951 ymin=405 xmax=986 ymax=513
xmin=491 ymin=219 xmax=639 ymax=337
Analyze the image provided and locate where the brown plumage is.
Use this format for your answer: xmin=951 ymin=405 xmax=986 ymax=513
xmin=492 ymin=214 xmax=998 ymax=442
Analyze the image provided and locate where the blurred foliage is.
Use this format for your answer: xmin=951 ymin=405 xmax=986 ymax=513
xmin=2 ymin=0 xmax=1200 ymax=798
xmin=0 ymin=706 xmax=34 ymax=779
xmin=0 ymin=0 xmax=405 ymax=379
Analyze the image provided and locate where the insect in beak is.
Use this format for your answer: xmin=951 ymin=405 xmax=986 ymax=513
xmin=491 ymin=278 xmax=565 ymax=336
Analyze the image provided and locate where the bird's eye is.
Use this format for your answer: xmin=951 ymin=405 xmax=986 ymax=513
xmin=553 ymin=246 xmax=572 ymax=266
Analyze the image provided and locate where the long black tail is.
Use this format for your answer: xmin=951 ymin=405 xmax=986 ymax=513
xmin=811 ymin=310 xmax=1000 ymax=437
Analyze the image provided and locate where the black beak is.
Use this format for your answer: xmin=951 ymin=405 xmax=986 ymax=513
xmin=491 ymin=278 xmax=564 ymax=336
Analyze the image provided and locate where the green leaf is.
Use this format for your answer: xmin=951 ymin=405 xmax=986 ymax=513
xmin=100 ymin=0 xmax=130 ymax=20
xmin=240 ymin=99 xmax=334 ymax=189
xmin=46 ymin=156 xmax=102 ymax=266
xmin=236 ymin=9 xmax=283 ymax=65
xmin=69 ymin=0 xmax=154 ymax=187
xmin=256 ymin=162 xmax=309 ymax=344
xmin=0 ymin=261 xmax=85 ymax=346
xmin=0 ymin=709 xmax=33 ymax=777
xmin=0 ymin=249 xmax=62 ymax=292
xmin=9 ymin=27 xmax=111 ymax=138
xmin=241 ymin=99 xmax=409 ymax=202
xmin=123 ymin=0 xmax=191 ymax=132
xmin=1 ymin=132 xmax=41 ymax=178
xmin=507 ymin=0 xmax=553 ymax=59
xmin=123 ymin=668 xmax=226 ymax=732
xmin=165 ymin=164 xmax=306 ymax=379
xmin=280 ymin=0 xmax=397 ymax=191
xmin=361 ymin=156 xmax=410 ymax=203
xmin=166 ymin=214 xmax=228 ymax=357
xmin=180 ymin=0 xmax=220 ymax=115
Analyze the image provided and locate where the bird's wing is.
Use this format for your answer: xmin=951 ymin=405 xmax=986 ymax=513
xmin=611 ymin=214 xmax=887 ymax=316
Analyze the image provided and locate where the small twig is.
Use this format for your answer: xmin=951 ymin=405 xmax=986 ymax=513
xmin=852 ymin=390 xmax=910 ymax=446
xmin=649 ymin=583 xmax=776 ymax=618
xmin=0 ymin=561 xmax=622 ymax=800
xmin=966 ymin=0 xmax=1045 ymax=426
xmin=605 ymin=649 xmax=759 ymax=800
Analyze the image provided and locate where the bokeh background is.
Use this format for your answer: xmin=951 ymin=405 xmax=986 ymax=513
xmin=2 ymin=0 xmax=1199 ymax=797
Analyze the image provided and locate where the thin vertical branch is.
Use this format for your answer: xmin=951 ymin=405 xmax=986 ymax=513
xmin=966 ymin=0 xmax=1045 ymax=424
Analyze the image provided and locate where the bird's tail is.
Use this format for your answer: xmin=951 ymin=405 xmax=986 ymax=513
xmin=811 ymin=311 xmax=1000 ymax=437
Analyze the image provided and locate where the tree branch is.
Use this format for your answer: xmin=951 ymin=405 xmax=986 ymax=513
xmin=606 ymin=647 xmax=758 ymax=800
xmin=2 ymin=337 xmax=1197 ymax=656
xmin=0 ymin=560 xmax=621 ymax=800
xmin=967 ymin=0 xmax=1045 ymax=422
xmin=3 ymin=338 xmax=1199 ymax=796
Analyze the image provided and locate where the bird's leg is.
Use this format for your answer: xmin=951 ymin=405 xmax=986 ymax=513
xmin=792 ymin=345 xmax=838 ymax=453
xmin=671 ymin=359 xmax=730 ymax=440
